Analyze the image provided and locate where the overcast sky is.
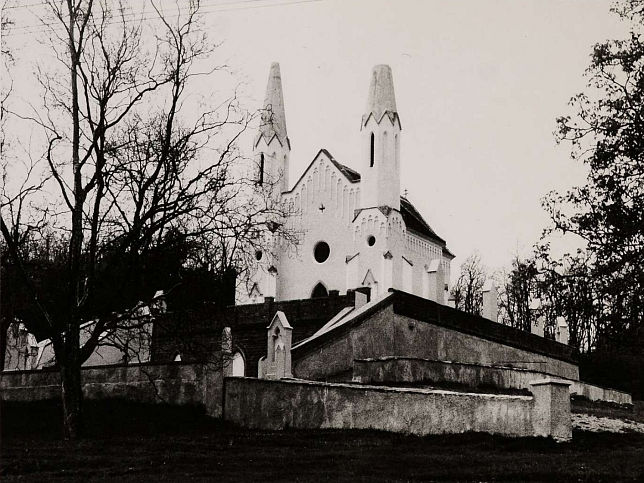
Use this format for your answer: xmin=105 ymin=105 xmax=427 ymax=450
xmin=3 ymin=0 xmax=630 ymax=278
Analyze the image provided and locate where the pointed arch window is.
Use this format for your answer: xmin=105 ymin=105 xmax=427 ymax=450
xmin=259 ymin=153 xmax=265 ymax=185
xmin=370 ymin=132 xmax=375 ymax=167
xmin=311 ymin=282 xmax=328 ymax=298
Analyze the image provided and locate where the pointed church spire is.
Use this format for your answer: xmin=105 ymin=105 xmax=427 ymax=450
xmin=256 ymin=62 xmax=290 ymax=148
xmin=362 ymin=64 xmax=400 ymax=128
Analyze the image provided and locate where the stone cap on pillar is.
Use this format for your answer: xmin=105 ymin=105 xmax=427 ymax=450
xmin=267 ymin=310 xmax=292 ymax=330
xmin=529 ymin=378 xmax=572 ymax=387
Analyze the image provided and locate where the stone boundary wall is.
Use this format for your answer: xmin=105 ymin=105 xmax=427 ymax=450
xmin=571 ymin=381 xmax=632 ymax=406
xmin=353 ymin=357 xmax=631 ymax=405
xmin=223 ymin=377 xmax=572 ymax=440
xmin=0 ymin=362 xmax=224 ymax=417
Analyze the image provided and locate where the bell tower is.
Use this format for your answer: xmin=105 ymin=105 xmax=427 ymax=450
xmin=360 ymin=65 xmax=401 ymax=210
xmin=254 ymin=62 xmax=291 ymax=196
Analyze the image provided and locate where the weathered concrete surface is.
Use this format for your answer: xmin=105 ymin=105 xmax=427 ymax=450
xmin=293 ymin=304 xmax=578 ymax=383
xmin=293 ymin=305 xmax=393 ymax=381
xmin=571 ymin=381 xmax=632 ymax=405
xmin=0 ymin=362 xmax=224 ymax=417
xmin=354 ymin=357 xmax=557 ymax=389
xmin=530 ymin=379 xmax=572 ymax=441
xmin=224 ymin=377 xmax=568 ymax=439
xmin=353 ymin=357 xmax=631 ymax=406
xmin=392 ymin=314 xmax=578 ymax=380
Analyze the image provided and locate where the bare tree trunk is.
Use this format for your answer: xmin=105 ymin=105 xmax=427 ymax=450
xmin=60 ymin=352 xmax=82 ymax=439
xmin=60 ymin=0 xmax=89 ymax=440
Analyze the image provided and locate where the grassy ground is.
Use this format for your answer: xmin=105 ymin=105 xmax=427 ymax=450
xmin=1 ymin=400 xmax=644 ymax=481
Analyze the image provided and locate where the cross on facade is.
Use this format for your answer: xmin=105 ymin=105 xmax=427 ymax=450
xmin=318 ymin=203 xmax=325 ymax=212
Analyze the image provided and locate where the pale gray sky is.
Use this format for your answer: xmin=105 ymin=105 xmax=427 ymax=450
xmin=3 ymin=0 xmax=629 ymax=277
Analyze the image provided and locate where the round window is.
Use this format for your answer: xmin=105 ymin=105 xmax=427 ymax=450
xmin=367 ymin=235 xmax=376 ymax=246
xmin=314 ymin=241 xmax=330 ymax=263
xmin=255 ymin=250 xmax=263 ymax=261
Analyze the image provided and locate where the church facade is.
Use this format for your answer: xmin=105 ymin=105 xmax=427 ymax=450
xmin=239 ymin=63 xmax=454 ymax=304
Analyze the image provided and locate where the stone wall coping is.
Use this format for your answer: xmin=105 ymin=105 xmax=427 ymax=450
xmin=528 ymin=378 xmax=573 ymax=387
xmin=391 ymin=290 xmax=578 ymax=364
xmin=224 ymin=376 xmax=533 ymax=401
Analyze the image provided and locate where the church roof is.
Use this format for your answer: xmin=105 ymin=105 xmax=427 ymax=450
xmin=283 ymin=148 xmax=359 ymax=194
xmin=325 ymin=150 xmax=361 ymax=183
xmin=255 ymin=62 xmax=290 ymax=149
xmin=399 ymin=196 xmax=446 ymax=247
xmin=362 ymin=65 xmax=400 ymax=128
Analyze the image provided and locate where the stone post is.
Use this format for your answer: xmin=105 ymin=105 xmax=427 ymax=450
xmin=532 ymin=316 xmax=545 ymax=337
xmin=481 ymin=280 xmax=498 ymax=322
xmin=529 ymin=298 xmax=544 ymax=337
xmin=529 ymin=378 xmax=572 ymax=442
xmin=556 ymin=317 xmax=569 ymax=345
xmin=427 ymin=259 xmax=444 ymax=304
xmin=354 ymin=286 xmax=371 ymax=308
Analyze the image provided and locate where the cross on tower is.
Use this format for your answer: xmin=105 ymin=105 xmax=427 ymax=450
xmin=318 ymin=203 xmax=326 ymax=212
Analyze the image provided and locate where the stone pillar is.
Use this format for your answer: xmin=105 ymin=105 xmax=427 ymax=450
xmin=532 ymin=316 xmax=545 ymax=337
xmin=529 ymin=378 xmax=572 ymax=442
xmin=481 ymin=280 xmax=498 ymax=322
xmin=221 ymin=327 xmax=234 ymax=377
xmin=529 ymin=298 xmax=544 ymax=337
xmin=427 ymin=259 xmax=444 ymax=304
xmin=265 ymin=266 xmax=278 ymax=299
xmin=556 ymin=317 xmax=569 ymax=345
xmin=355 ymin=286 xmax=371 ymax=307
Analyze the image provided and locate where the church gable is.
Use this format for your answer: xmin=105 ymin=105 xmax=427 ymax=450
xmin=282 ymin=149 xmax=361 ymax=221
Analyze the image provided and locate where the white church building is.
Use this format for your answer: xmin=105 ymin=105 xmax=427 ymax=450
xmin=239 ymin=63 xmax=454 ymax=304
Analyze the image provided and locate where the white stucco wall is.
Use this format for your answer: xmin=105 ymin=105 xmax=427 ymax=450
xmin=237 ymin=147 xmax=452 ymax=303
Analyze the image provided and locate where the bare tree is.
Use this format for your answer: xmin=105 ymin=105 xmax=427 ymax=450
xmin=495 ymin=255 xmax=538 ymax=332
xmin=1 ymin=0 xmax=291 ymax=439
xmin=450 ymin=253 xmax=486 ymax=316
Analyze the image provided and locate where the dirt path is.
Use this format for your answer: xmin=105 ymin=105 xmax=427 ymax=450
xmin=573 ymin=413 xmax=644 ymax=434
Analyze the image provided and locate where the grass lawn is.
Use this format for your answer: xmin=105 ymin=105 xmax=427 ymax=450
xmin=1 ymin=400 xmax=643 ymax=481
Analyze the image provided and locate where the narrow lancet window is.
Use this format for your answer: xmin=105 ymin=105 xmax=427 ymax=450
xmin=370 ymin=132 xmax=375 ymax=167
xmin=259 ymin=153 xmax=265 ymax=185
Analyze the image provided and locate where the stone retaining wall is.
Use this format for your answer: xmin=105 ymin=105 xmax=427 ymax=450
xmin=0 ymin=362 xmax=224 ymax=417
xmin=223 ymin=377 xmax=572 ymax=440
xmin=353 ymin=357 xmax=632 ymax=405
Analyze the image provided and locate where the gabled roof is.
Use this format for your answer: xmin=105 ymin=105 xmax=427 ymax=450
xmin=399 ymin=196 xmax=446 ymax=246
xmin=283 ymin=148 xmax=359 ymax=194
xmin=326 ymin=151 xmax=360 ymax=183
xmin=282 ymin=150 xmax=452 ymax=256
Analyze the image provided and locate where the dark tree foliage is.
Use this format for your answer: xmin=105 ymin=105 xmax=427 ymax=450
xmin=538 ymin=1 xmax=644 ymax=396
xmin=547 ymin=1 xmax=644 ymax=351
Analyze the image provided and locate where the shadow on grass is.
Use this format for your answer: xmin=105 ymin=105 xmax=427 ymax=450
xmin=2 ymin=399 xmax=644 ymax=481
